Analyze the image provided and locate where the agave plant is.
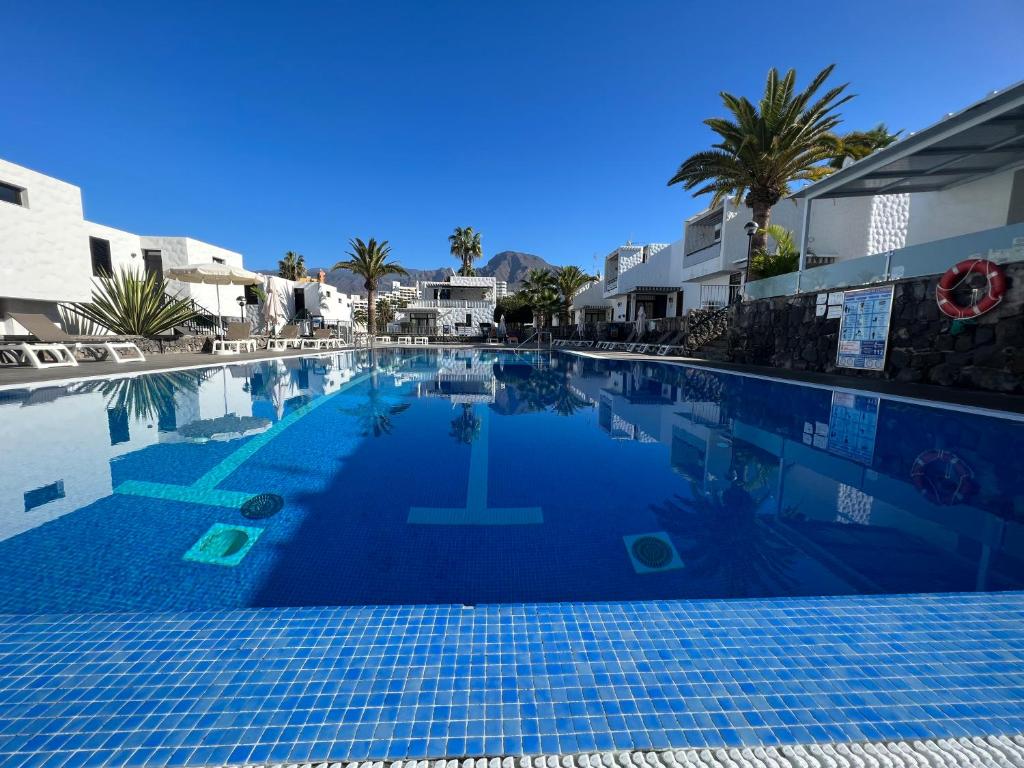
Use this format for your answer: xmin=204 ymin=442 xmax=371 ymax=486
xmin=77 ymin=370 xmax=210 ymax=423
xmin=67 ymin=268 xmax=200 ymax=337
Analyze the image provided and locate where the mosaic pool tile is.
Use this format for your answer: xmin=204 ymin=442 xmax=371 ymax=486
xmin=0 ymin=592 xmax=1022 ymax=767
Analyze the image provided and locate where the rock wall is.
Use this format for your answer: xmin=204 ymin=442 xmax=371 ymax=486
xmin=136 ymin=335 xmax=213 ymax=354
xmin=727 ymin=261 xmax=1024 ymax=394
xmin=867 ymin=193 xmax=910 ymax=254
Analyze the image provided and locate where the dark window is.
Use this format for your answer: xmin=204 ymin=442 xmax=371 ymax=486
xmin=143 ymin=250 xmax=163 ymax=282
xmin=244 ymin=284 xmax=260 ymax=305
xmin=212 ymin=257 xmax=226 ymax=264
xmin=89 ymin=237 xmax=113 ymax=277
xmin=0 ymin=180 xmax=26 ymax=207
xmin=24 ymin=481 xmax=65 ymax=512
xmin=294 ymin=288 xmax=306 ymax=313
xmin=107 ymin=407 xmax=129 ymax=445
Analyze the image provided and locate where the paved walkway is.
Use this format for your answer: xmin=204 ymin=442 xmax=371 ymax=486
xmin=1 ymin=592 xmax=1022 ymax=767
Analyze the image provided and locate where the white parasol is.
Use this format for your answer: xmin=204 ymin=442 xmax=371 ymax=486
xmin=167 ymin=263 xmax=264 ymax=335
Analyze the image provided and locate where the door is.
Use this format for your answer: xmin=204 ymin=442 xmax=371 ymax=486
xmin=293 ymin=288 xmax=306 ymax=314
xmin=143 ymin=250 xmax=163 ymax=282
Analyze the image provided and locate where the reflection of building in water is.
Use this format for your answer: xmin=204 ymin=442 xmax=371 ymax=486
xmin=393 ymin=349 xmax=498 ymax=404
xmin=0 ymin=354 xmax=357 ymax=542
xmin=0 ymin=384 xmax=161 ymax=541
xmin=563 ymin=359 xmax=1024 ymax=593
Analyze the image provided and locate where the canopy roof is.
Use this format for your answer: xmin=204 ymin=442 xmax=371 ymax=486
xmin=794 ymin=82 xmax=1024 ymax=200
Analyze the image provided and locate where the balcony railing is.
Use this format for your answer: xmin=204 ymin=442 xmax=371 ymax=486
xmin=408 ymin=299 xmax=492 ymax=309
xmin=699 ymin=283 xmax=741 ymax=309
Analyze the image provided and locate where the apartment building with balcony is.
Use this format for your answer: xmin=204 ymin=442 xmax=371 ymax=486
xmin=396 ymin=275 xmax=496 ymax=336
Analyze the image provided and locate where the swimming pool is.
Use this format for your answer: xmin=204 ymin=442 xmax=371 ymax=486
xmin=0 ymin=347 xmax=1021 ymax=614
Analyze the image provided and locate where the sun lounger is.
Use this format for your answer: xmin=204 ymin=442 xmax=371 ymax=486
xmin=212 ymin=322 xmax=258 ymax=354
xmin=414 ymin=337 xmax=429 ymax=345
xmin=301 ymin=328 xmax=340 ymax=350
xmin=375 ymin=335 xmax=393 ymax=344
xmin=397 ymin=336 xmax=413 ymax=345
xmin=1 ymin=312 xmax=145 ymax=368
xmin=266 ymin=324 xmax=302 ymax=351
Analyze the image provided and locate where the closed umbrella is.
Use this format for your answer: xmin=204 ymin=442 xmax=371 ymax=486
xmin=635 ymin=304 xmax=646 ymax=337
xmin=262 ymin=278 xmax=286 ymax=335
xmin=498 ymin=314 xmax=507 ymax=340
xmin=166 ymin=263 xmax=264 ymax=336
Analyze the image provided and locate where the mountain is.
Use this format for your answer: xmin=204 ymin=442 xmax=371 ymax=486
xmin=264 ymin=251 xmax=559 ymax=297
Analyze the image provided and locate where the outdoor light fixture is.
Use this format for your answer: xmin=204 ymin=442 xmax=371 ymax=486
xmin=236 ymin=295 xmax=246 ymax=322
xmin=742 ymin=220 xmax=758 ymax=294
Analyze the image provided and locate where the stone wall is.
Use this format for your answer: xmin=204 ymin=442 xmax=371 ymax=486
xmin=727 ymin=261 xmax=1024 ymax=394
xmin=136 ymin=335 xmax=213 ymax=354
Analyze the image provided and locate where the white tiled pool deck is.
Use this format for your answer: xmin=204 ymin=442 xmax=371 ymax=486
xmin=1 ymin=592 xmax=1022 ymax=767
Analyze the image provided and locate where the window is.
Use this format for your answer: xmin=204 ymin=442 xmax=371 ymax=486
xmin=243 ymin=284 xmax=260 ymax=305
xmin=0 ymin=180 xmax=26 ymax=207
xmin=89 ymin=237 xmax=113 ymax=276
xmin=212 ymin=257 xmax=226 ymax=264
xmin=24 ymin=481 xmax=64 ymax=512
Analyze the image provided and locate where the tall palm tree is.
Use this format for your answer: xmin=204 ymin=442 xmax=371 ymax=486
xmin=278 ymin=251 xmax=307 ymax=280
xmin=828 ymin=123 xmax=902 ymax=169
xmin=555 ymin=266 xmax=597 ymax=326
xmin=448 ymin=226 xmax=483 ymax=276
xmin=668 ymin=65 xmax=852 ymax=252
xmin=521 ymin=268 xmax=558 ymax=328
xmin=332 ymin=238 xmax=408 ymax=337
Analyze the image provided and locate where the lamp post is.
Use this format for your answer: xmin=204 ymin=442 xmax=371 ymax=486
xmin=742 ymin=220 xmax=758 ymax=299
xmin=236 ymin=295 xmax=246 ymax=323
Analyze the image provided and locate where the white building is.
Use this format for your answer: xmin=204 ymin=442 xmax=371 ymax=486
xmin=0 ymin=157 xmax=251 ymax=336
xmin=397 ymin=275 xmax=497 ymax=336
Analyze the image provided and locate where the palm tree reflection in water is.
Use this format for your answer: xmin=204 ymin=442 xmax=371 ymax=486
xmin=652 ymin=479 xmax=797 ymax=597
xmin=339 ymin=352 xmax=410 ymax=438
xmin=449 ymin=404 xmax=482 ymax=444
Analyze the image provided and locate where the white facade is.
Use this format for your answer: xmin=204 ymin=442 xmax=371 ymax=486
xmin=0 ymin=156 xmax=258 ymax=336
xmin=398 ymin=275 xmax=497 ymax=335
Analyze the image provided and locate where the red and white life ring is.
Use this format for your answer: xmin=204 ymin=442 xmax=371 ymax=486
xmin=910 ymin=450 xmax=975 ymax=506
xmin=935 ymin=258 xmax=1007 ymax=319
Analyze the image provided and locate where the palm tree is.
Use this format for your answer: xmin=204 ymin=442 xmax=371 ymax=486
xmin=278 ymin=251 xmax=307 ymax=280
xmin=555 ymin=266 xmax=597 ymax=326
xmin=67 ymin=267 xmax=200 ymax=337
xmin=829 ymin=123 xmax=902 ymax=169
xmin=332 ymin=238 xmax=408 ymax=337
xmin=749 ymin=224 xmax=799 ymax=278
xmin=521 ymin=268 xmax=558 ymax=328
xmin=668 ymin=65 xmax=852 ymax=252
xmin=448 ymin=226 xmax=483 ymax=276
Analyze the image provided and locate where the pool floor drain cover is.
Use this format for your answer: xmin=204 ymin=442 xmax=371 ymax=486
xmin=632 ymin=536 xmax=672 ymax=568
xmin=623 ymin=532 xmax=683 ymax=574
xmin=241 ymin=493 xmax=284 ymax=520
xmin=183 ymin=523 xmax=264 ymax=567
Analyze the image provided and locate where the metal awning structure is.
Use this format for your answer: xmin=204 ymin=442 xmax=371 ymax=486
xmin=794 ymin=81 xmax=1024 ymax=200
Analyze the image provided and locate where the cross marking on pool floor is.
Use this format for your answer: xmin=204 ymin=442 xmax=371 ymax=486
xmin=408 ymin=407 xmax=543 ymax=525
xmin=115 ymin=372 xmax=372 ymax=509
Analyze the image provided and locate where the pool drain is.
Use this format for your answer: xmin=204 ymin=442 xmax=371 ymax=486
xmin=631 ymin=536 xmax=673 ymax=569
xmin=241 ymin=493 xmax=284 ymax=520
xmin=183 ymin=523 xmax=264 ymax=567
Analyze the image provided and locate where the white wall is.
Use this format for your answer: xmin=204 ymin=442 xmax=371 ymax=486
xmin=145 ymin=236 xmax=246 ymax=316
xmin=0 ymin=158 xmax=91 ymax=304
xmin=85 ymin=221 xmax=143 ymax=274
xmin=905 ymin=169 xmax=1015 ymax=246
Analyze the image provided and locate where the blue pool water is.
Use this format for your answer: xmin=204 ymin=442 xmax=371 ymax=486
xmin=0 ymin=348 xmax=1022 ymax=614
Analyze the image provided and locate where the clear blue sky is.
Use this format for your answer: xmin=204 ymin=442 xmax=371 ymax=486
xmin=3 ymin=1 xmax=1023 ymax=273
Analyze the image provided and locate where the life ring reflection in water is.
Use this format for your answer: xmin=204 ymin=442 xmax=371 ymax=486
xmin=911 ymin=449 xmax=976 ymax=506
